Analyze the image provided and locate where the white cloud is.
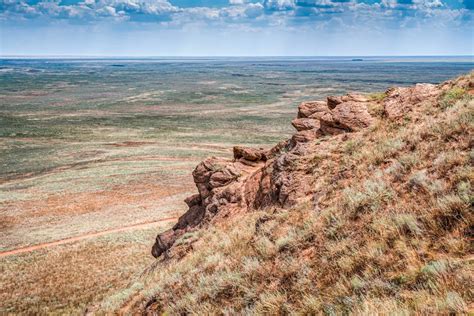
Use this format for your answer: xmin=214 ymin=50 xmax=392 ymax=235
xmin=413 ymin=0 xmax=443 ymax=8
xmin=0 ymin=0 xmax=468 ymax=32
xmin=245 ymin=3 xmax=264 ymax=18
xmin=264 ymin=0 xmax=296 ymax=10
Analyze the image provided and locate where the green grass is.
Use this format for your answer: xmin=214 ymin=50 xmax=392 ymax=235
xmin=439 ymin=87 xmax=468 ymax=109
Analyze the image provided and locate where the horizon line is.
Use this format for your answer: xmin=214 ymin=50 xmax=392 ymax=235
xmin=1 ymin=54 xmax=474 ymax=59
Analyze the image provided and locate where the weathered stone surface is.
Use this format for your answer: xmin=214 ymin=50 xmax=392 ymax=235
xmin=192 ymin=161 xmax=212 ymax=183
xmin=297 ymin=101 xmax=327 ymax=118
xmin=266 ymin=140 xmax=289 ymax=159
xmin=384 ymin=83 xmax=439 ymax=119
xmin=151 ymin=229 xmax=178 ymax=258
xmin=152 ymin=155 xmax=258 ymax=257
xmin=327 ymin=96 xmax=343 ymax=109
xmin=173 ymin=205 xmax=205 ymax=230
xmin=343 ymin=93 xmax=369 ymax=103
xmin=320 ymin=101 xmax=374 ymax=134
xmin=233 ymin=146 xmax=266 ymax=162
xmin=292 ymin=130 xmax=318 ymax=143
xmin=184 ymin=194 xmax=201 ymax=207
xmin=327 ymin=94 xmax=369 ymax=109
xmin=152 ymin=90 xmax=376 ymax=258
xmin=291 ymin=118 xmax=320 ymax=131
xmin=209 ymin=170 xmax=237 ymax=188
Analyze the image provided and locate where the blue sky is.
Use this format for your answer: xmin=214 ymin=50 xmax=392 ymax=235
xmin=1 ymin=0 xmax=473 ymax=56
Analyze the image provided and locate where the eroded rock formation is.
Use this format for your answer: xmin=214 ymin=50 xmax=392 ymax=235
xmin=383 ymin=84 xmax=440 ymax=119
xmin=151 ymin=79 xmax=462 ymax=258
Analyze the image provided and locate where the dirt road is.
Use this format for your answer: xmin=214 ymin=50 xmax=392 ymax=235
xmin=0 ymin=217 xmax=177 ymax=258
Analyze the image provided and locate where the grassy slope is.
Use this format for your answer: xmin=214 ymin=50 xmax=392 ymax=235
xmin=109 ymin=76 xmax=473 ymax=314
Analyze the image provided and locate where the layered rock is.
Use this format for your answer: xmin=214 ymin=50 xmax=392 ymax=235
xmin=319 ymin=101 xmax=374 ymax=134
xmin=291 ymin=118 xmax=320 ymax=131
xmin=297 ymin=101 xmax=327 ymax=118
xmin=290 ymin=93 xmax=375 ymax=143
xmin=152 ymin=150 xmax=274 ymax=258
xmin=151 ymin=80 xmax=457 ymax=258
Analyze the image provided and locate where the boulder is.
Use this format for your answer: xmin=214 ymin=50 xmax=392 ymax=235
xmin=297 ymin=101 xmax=328 ymax=118
xmin=343 ymin=93 xmax=369 ymax=103
xmin=184 ymin=194 xmax=201 ymax=207
xmin=291 ymin=118 xmax=320 ymax=131
xmin=292 ymin=130 xmax=318 ymax=143
xmin=209 ymin=170 xmax=238 ymax=188
xmin=327 ymin=94 xmax=368 ymax=110
xmin=152 ymin=155 xmax=258 ymax=258
xmin=173 ymin=204 xmax=205 ymax=230
xmin=327 ymin=96 xmax=343 ymax=109
xmin=320 ymin=101 xmax=374 ymax=134
xmin=233 ymin=146 xmax=267 ymax=162
xmin=151 ymin=229 xmax=178 ymax=258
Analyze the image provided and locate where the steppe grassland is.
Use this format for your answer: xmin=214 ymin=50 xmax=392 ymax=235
xmin=0 ymin=224 xmax=171 ymax=314
xmin=0 ymin=62 xmax=296 ymax=313
xmin=1 ymin=60 xmax=472 ymax=313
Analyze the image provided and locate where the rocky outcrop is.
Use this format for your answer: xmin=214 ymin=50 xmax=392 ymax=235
xmin=292 ymin=93 xmax=375 ymax=140
xmin=319 ymin=101 xmax=374 ymax=134
xmin=297 ymin=101 xmax=327 ymax=119
xmin=151 ymin=79 xmax=460 ymax=258
xmin=233 ymin=146 xmax=267 ymax=162
xmin=383 ymin=84 xmax=440 ymax=119
xmin=291 ymin=118 xmax=320 ymax=131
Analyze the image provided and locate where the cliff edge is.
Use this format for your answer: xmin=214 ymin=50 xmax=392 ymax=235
xmin=103 ymin=73 xmax=473 ymax=314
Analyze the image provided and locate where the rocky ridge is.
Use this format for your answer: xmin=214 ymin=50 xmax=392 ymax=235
xmin=152 ymin=74 xmax=473 ymax=258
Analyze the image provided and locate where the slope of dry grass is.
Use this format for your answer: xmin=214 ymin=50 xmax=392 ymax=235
xmin=106 ymin=74 xmax=473 ymax=314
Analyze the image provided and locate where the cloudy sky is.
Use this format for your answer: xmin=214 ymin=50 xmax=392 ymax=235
xmin=1 ymin=0 xmax=473 ymax=56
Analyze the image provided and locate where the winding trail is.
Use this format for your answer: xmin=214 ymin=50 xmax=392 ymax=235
xmin=0 ymin=216 xmax=178 ymax=258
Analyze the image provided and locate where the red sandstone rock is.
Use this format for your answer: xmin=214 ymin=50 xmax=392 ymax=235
xmin=297 ymin=101 xmax=327 ymax=118
xmin=343 ymin=93 xmax=369 ymax=103
xmin=292 ymin=130 xmax=318 ymax=143
xmin=384 ymin=83 xmax=439 ymax=119
xmin=320 ymin=101 xmax=374 ymax=134
xmin=233 ymin=146 xmax=266 ymax=161
xmin=327 ymin=96 xmax=343 ymax=109
xmin=151 ymin=90 xmax=377 ymax=258
xmin=291 ymin=118 xmax=320 ymax=131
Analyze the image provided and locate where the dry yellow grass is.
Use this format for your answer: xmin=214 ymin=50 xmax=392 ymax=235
xmin=104 ymin=74 xmax=473 ymax=314
xmin=0 ymin=224 xmax=172 ymax=315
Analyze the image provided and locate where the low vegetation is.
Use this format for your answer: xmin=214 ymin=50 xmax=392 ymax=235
xmin=0 ymin=226 xmax=167 ymax=314
xmin=105 ymin=75 xmax=473 ymax=314
xmin=440 ymin=87 xmax=468 ymax=109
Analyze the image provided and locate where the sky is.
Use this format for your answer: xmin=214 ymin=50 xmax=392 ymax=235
xmin=0 ymin=0 xmax=473 ymax=56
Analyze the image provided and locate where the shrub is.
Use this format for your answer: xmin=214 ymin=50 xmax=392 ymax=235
xmin=392 ymin=213 xmax=422 ymax=235
xmin=372 ymin=138 xmax=405 ymax=164
xmin=439 ymin=87 xmax=466 ymax=109
xmin=343 ymin=178 xmax=394 ymax=216
xmin=254 ymin=236 xmax=277 ymax=258
xmin=368 ymin=92 xmax=387 ymax=102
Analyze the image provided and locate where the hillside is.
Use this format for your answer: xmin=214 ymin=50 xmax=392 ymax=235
xmin=100 ymin=73 xmax=473 ymax=314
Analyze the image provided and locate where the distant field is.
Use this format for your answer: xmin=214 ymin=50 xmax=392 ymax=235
xmin=1 ymin=57 xmax=473 ymax=313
